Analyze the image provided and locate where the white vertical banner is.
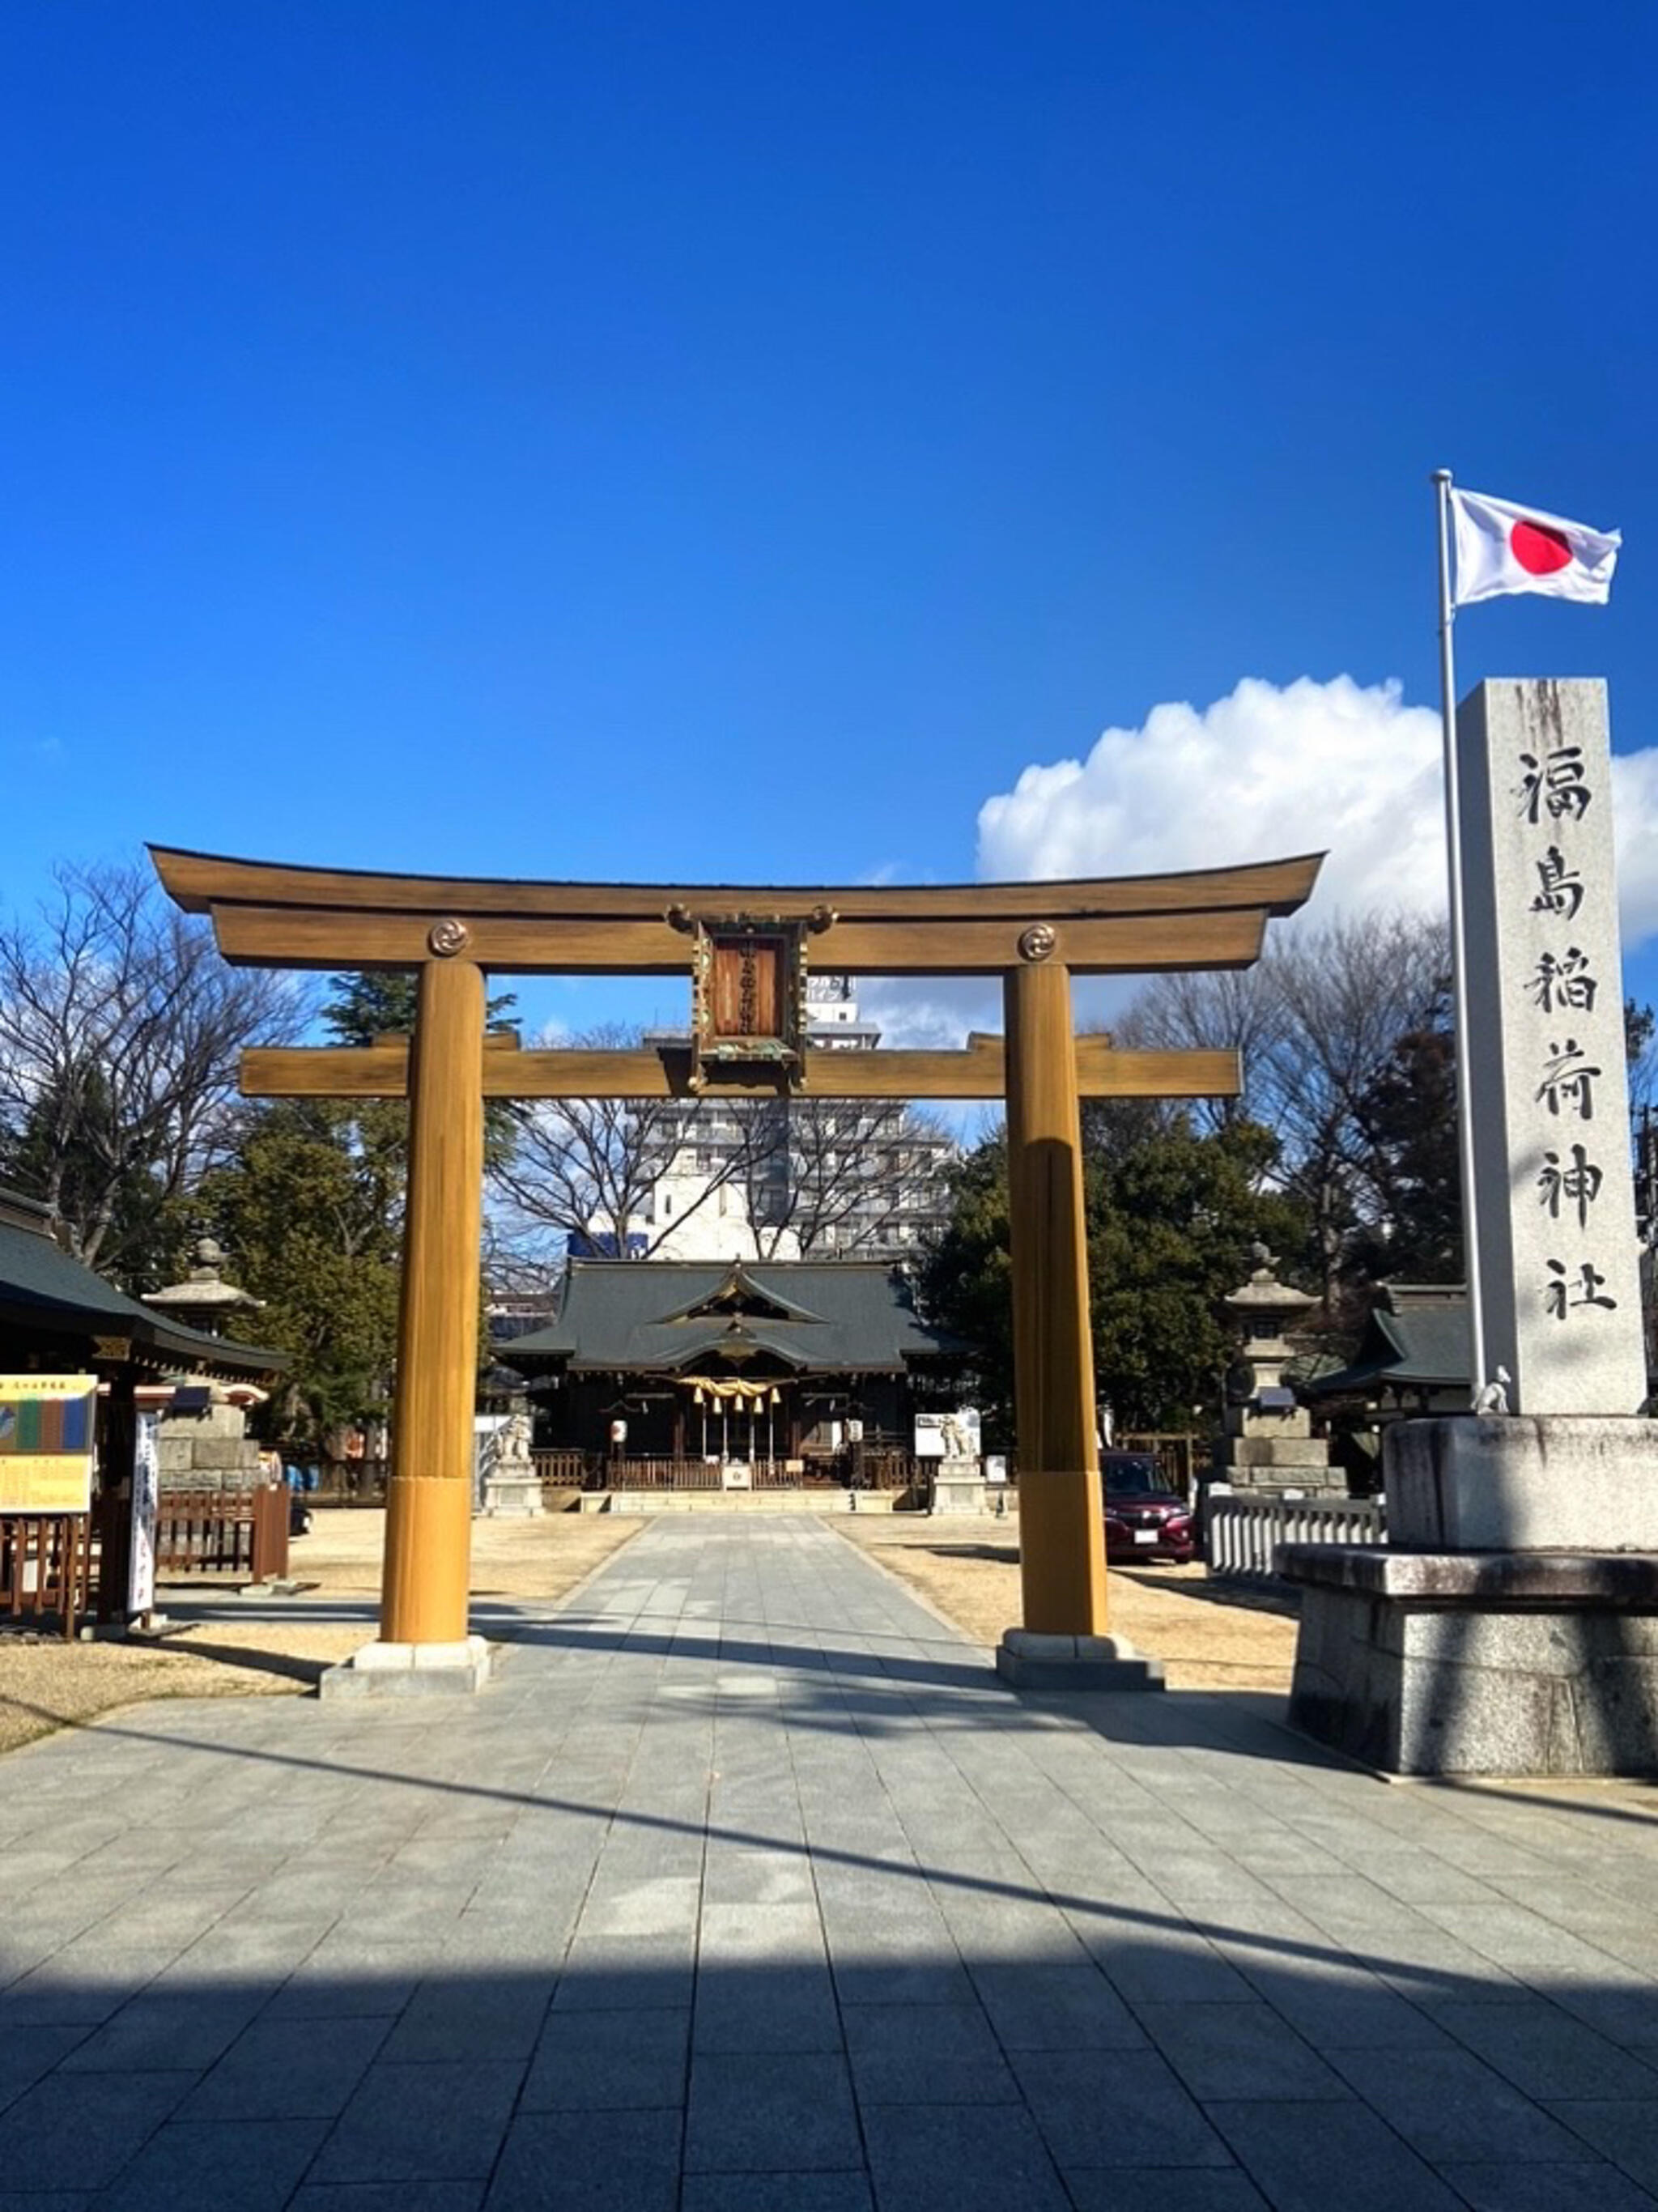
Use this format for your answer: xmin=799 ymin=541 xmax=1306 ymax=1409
xmin=129 ymin=1410 xmax=160 ymax=1617
xmin=1456 ymin=678 xmax=1647 ymax=1413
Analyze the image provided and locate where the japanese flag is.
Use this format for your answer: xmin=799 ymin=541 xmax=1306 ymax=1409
xmin=1451 ymin=486 xmax=1621 ymax=607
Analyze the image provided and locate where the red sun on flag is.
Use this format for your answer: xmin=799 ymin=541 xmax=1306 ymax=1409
xmin=1510 ymin=517 xmax=1574 ymax=576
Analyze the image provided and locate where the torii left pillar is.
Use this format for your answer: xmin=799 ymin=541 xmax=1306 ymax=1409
xmin=321 ymin=951 xmax=490 ymax=1698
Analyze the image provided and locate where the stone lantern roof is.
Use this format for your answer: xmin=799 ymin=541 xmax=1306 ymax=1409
xmin=142 ymin=1237 xmax=266 ymax=1336
xmin=1226 ymin=1244 xmax=1315 ymax=1348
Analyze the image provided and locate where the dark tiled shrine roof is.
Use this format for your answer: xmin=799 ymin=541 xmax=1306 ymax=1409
xmin=0 ymin=1188 xmax=285 ymax=1379
xmin=500 ymin=1257 xmax=963 ymax=1376
xmin=1304 ymin=1283 xmax=1470 ymax=1397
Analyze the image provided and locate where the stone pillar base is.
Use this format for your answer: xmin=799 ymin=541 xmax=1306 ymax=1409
xmin=996 ymin=1628 xmax=1165 ymax=1691
xmin=929 ymin=1460 xmax=987 ymax=1515
xmin=1282 ymin=1546 xmax=1658 ymax=1775
xmin=319 ymin=1634 xmax=491 ymax=1701
xmin=1385 ymin=1415 xmax=1658 ymax=1550
xmin=482 ymin=1474 xmax=544 ymax=1518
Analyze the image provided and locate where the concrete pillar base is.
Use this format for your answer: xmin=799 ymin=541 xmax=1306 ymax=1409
xmin=319 ymin=1634 xmax=491 ymax=1701
xmin=995 ymin=1628 xmax=1165 ymax=1691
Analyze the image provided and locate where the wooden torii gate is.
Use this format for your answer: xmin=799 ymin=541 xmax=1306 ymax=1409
xmin=151 ymin=845 xmax=1320 ymax=1689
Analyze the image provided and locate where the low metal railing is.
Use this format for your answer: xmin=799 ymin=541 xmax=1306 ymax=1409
xmin=1205 ymin=1490 xmax=1384 ymax=1581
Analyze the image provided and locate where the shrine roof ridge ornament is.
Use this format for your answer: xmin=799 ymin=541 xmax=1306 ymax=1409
xmin=149 ymin=846 xmax=1324 ymax=979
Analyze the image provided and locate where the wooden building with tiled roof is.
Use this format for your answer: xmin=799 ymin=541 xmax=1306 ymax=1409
xmin=499 ymin=1257 xmax=963 ymax=1476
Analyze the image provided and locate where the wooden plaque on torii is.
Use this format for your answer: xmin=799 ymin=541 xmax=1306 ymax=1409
xmin=151 ymin=845 xmax=1321 ymax=1668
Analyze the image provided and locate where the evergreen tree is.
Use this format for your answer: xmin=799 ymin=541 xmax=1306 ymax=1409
xmin=193 ymin=1100 xmax=402 ymax=1446
xmin=922 ymin=1110 xmax=1307 ymax=1442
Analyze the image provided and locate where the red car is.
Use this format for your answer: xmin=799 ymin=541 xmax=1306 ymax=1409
xmin=1103 ymin=1451 xmax=1195 ymax=1565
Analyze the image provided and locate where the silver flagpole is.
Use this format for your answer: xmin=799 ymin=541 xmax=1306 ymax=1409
xmin=1433 ymin=467 xmax=1487 ymax=1397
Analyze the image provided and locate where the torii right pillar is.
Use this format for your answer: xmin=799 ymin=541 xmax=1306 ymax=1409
xmin=997 ymin=956 xmax=1164 ymax=1690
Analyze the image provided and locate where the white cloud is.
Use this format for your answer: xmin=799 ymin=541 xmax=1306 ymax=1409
xmin=976 ymin=674 xmax=1658 ymax=948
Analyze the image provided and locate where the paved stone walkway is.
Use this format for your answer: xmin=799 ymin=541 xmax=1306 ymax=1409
xmin=4 ymin=1519 xmax=1658 ymax=2210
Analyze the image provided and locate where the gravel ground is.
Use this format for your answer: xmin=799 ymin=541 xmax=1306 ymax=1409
xmin=838 ymin=1515 xmax=1300 ymax=1690
xmin=0 ymin=1499 xmax=641 ymax=1759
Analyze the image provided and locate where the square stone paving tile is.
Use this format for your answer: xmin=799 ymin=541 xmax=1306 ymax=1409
xmin=0 ymin=2068 xmax=197 ymax=2191
xmin=843 ymin=2000 xmax=1018 ymax=2104
xmin=1132 ymin=2001 xmax=1351 ymax=2102
xmin=290 ymin=2186 xmax=485 ymax=2211
xmin=522 ymin=2005 xmax=690 ymax=2110
xmin=1010 ymin=2048 xmax=1232 ymax=2171
xmin=0 ymin=2022 xmax=90 ymax=2110
xmin=684 ymin=2051 xmax=861 ymax=2173
xmin=1325 ymin=2044 xmax=1601 ymax=2165
xmin=305 ymin=2060 xmax=525 ymax=2186
xmin=1431 ymin=1997 xmax=1658 ymax=2101
xmin=859 ymin=2102 xmax=1072 ymax=2212
xmin=825 ymin=1928 xmax=976 ymax=2010
xmin=379 ymin=1975 xmax=555 ymax=2065
xmin=1062 ymin=2176 xmax=1272 ymax=2212
xmin=1435 ymin=2163 xmax=1658 ymax=2210
xmin=102 ymin=2115 xmax=330 ymax=2210
xmin=181 ymin=2014 xmax=392 ymax=2122
xmin=967 ymin=1962 xmax=1150 ymax=2052
xmin=551 ymin=1933 xmax=696 ymax=2012
xmin=693 ymin=1963 xmax=843 ymax=2054
xmin=679 ymin=2176 xmax=874 ymax=2212
xmin=483 ymin=2108 xmax=682 ymax=2212
xmin=1205 ymin=2096 xmax=1469 ymax=2212
xmin=56 ymin=1989 xmax=260 ymax=2074
xmin=1546 ymin=2100 xmax=1658 ymax=2192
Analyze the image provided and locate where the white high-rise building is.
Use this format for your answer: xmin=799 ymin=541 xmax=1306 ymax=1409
xmin=627 ymin=977 xmax=955 ymax=1262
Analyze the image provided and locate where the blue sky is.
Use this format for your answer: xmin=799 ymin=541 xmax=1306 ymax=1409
xmin=5 ymin=0 xmax=1656 ymax=1037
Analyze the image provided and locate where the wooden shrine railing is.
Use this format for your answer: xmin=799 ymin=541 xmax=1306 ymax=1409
xmin=850 ymin=1448 xmax=919 ymax=1491
xmin=590 ymin=1457 xmax=815 ymax=1491
xmin=0 ymin=1513 xmax=94 ymax=1641
xmin=152 ymin=1483 xmax=291 ymax=1582
xmin=532 ymin=1450 xmax=587 ymax=1487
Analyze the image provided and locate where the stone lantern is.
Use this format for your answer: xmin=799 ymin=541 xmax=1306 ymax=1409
xmin=142 ymin=1240 xmax=270 ymax=1494
xmin=1211 ymin=1244 xmax=1337 ymax=1495
xmin=142 ymin=1237 xmax=266 ymax=1337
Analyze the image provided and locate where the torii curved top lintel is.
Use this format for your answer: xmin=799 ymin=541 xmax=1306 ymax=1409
xmin=148 ymin=844 xmax=1322 ymax=976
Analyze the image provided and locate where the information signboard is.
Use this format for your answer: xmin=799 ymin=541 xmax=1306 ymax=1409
xmin=0 ymin=1375 xmax=98 ymax=1512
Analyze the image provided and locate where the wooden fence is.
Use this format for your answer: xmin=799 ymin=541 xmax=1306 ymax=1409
xmin=588 ymin=1457 xmax=827 ymax=1492
xmin=151 ymin=1483 xmax=291 ymax=1582
xmin=0 ymin=1513 xmax=94 ymax=1640
xmin=1117 ymin=1432 xmax=1202 ymax=1498
xmin=532 ymin=1450 xmax=586 ymax=1487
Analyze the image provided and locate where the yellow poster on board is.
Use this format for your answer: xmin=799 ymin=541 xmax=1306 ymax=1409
xmin=0 ymin=1375 xmax=98 ymax=1513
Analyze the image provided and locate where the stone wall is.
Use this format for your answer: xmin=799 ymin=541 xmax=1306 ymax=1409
xmin=156 ymin=1399 xmax=264 ymax=1491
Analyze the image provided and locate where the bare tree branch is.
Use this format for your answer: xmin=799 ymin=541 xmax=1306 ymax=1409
xmin=1120 ymin=912 xmax=1452 ymax=1303
xmin=0 ymin=861 xmax=305 ymax=1278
